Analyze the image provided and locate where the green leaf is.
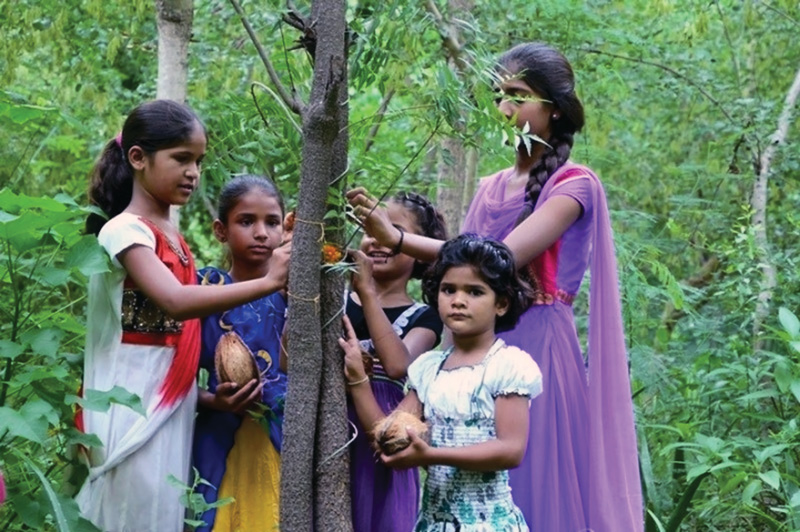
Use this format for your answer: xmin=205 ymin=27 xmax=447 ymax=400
xmin=17 ymin=452 xmax=72 ymax=532
xmin=66 ymin=386 xmax=146 ymax=416
xmin=0 ymin=406 xmax=47 ymax=443
xmin=665 ymin=471 xmax=709 ymax=532
xmin=21 ymin=399 xmax=60 ymax=427
xmin=65 ymin=235 xmax=110 ymax=277
xmin=790 ymin=380 xmax=800 ymax=404
xmin=39 ymin=266 xmax=72 ymax=287
xmin=687 ymin=465 xmax=710 ymax=482
xmin=14 ymin=495 xmax=45 ymax=528
xmin=742 ymin=480 xmax=762 ymax=505
xmin=64 ymin=427 xmax=103 ymax=449
xmin=779 ymin=307 xmax=800 ymax=338
xmin=0 ymin=101 xmax=56 ymax=124
xmin=0 ymin=339 xmax=26 ymax=360
xmin=23 ymin=327 xmax=65 ymax=359
xmin=758 ymin=470 xmax=781 ymax=491
xmin=774 ymin=362 xmax=792 ymax=393
xmin=719 ymin=471 xmax=747 ymax=496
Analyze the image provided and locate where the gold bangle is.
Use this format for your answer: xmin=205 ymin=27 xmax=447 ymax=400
xmin=347 ymin=375 xmax=370 ymax=386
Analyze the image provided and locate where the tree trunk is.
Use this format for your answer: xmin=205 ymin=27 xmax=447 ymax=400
xmin=155 ymin=0 xmax=193 ymax=226
xmin=311 ymin=0 xmax=352 ymax=528
xmin=280 ymin=0 xmax=351 ymax=530
xmin=155 ymin=0 xmax=193 ymax=103
xmin=426 ymin=0 xmax=477 ymax=234
xmin=436 ymin=139 xmax=477 ymax=234
xmin=751 ymin=65 xmax=800 ymax=350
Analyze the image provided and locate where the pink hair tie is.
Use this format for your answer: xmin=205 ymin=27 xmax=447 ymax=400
xmin=115 ymin=132 xmax=123 ymax=148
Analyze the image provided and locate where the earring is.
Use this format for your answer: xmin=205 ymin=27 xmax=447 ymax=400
xmin=552 ymin=113 xmax=560 ymax=120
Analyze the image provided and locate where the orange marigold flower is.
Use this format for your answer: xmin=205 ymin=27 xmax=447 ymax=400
xmin=322 ymin=243 xmax=343 ymax=264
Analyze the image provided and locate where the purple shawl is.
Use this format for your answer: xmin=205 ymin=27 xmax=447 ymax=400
xmin=462 ymin=163 xmax=643 ymax=531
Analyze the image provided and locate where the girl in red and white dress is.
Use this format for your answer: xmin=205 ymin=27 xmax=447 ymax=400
xmin=77 ymin=100 xmax=289 ymax=532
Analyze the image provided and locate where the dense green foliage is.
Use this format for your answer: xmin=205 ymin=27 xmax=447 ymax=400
xmin=2 ymin=0 xmax=800 ymax=530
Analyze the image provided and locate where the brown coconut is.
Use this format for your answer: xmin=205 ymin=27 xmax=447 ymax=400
xmin=370 ymin=410 xmax=429 ymax=456
xmin=214 ymin=332 xmax=259 ymax=387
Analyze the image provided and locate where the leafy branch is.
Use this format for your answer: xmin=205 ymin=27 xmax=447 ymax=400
xmin=228 ymin=0 xmax=303 ymax=114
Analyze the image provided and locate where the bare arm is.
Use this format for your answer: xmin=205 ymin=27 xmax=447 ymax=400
xmin=350 ymin=251 xmax=438 ymax=378
xmin=502 ymin=195 xmax=582 ymax=268
xmin=119 ymin=242 xmax=290 ymax=320
xmin=340 ymin=315 xmax=424 ymax=430
xmin=349 ymin=187 xmax=582 ymax=269
xmin=347 ymin=188 xmax=442 ymax=262
xmin=382 ymin=394 xmax=530 ymax=471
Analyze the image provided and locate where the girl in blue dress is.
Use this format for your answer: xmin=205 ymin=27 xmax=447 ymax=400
xmin=192 ymin=175 xmax=289 ymax=531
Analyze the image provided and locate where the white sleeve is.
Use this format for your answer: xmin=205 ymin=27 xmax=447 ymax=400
xmin=97 ymin=213 xmax=156 ymax=269
xmin=486 ymin=345 xmax=543 ymax=399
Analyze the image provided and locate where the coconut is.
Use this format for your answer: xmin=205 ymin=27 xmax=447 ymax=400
xmin=214 ymin=332 xmax=260 ymax=386
xmin=370 ymin=410 xmax=429 ymax=456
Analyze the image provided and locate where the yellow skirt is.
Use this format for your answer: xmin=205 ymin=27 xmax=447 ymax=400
xmin=213 ymin=416 xmax=280 ymax=532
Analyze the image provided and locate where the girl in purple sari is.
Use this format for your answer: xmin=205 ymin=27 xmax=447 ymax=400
xmin=347 ymin=42 xmax=643 ymax=532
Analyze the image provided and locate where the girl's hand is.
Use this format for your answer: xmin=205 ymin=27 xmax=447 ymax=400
xmin=266 ymin=241 xmax=291 ymax=289
xmin=209 ymin=379 xmax=263 ymax=414
xmin=346 ymin=188 xmax=401 ymax=249
xmin=381 ymin=427 xmax=430 ymax=469
xmin=282 ymin=211 xmax=295 ymax=244
xmin=348 ymin=249 xmax=376 ymax=297
xmin=339 ymin=315 xmax=368 ymax=384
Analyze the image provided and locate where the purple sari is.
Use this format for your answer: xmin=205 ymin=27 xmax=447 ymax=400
xmin=461 ymin=162 xmax=643 ymax=532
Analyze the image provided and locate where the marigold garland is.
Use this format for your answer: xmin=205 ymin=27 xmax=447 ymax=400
xmin=322 ymin=242 xmax=343 ymax=264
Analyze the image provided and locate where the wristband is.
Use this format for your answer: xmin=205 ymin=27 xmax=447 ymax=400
xmin=391 ymin=228 xmax=405 ymax=256
xmin=347 ymin=375 xmax=370 ymax=386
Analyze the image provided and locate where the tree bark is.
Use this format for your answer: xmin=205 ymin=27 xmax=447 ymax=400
xmin=155 ymin=0 xmax=193 ymax=103
xmin=751 ymin=65 xmax=800 ymax=350
xmin=155 ymin=0 xmax=193 ymax=226
xmin=311 ymin=0 xmax=352 ymax=528
xmin=280 ymin=0 xmax=351 ymax=530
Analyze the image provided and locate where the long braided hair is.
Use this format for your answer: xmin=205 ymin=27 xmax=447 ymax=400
xmin=498 ymin=43 xmax=585 ymax=225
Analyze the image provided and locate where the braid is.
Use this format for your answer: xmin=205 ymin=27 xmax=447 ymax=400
xmin=393 ymin=191 xmax=448 ymax=278
xmin=514 ymin=131 xmax=574 ymax=226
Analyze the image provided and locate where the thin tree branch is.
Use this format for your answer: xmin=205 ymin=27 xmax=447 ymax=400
xmin=423 ymin=0 xmax=469 ymax=73
xmin=713 ymin=1 xmax=742 ymax=89
xmin=756 ymin=0 xmax=799 ymax=26
xmin=752 ymin=64 xmax=800 ymax=349
xmin=251 ymin=81 xmax=303 ymax=135
xmin=228 ymin=0 xmax=303 ymax=114
xmin=363 ymin=87 xmax=396 ymax=153
xmin=343 ymin=118 xmax=442 ymax=250
xmin=583 ymin=48 xmax=736 ymax=125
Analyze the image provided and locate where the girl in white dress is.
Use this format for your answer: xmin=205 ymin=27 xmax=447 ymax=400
xmin=342 ymin=233 xmax=543 ymax=531
xmin=77 ymin=100 xmax=290 ymax=532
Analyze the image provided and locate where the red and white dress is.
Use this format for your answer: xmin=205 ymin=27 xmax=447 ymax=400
xmin=77 ymin=213 xmax=200 ymax=532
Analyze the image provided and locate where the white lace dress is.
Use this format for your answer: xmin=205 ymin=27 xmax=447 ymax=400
xmin=407 ymin=339 xmax=543 ymax=532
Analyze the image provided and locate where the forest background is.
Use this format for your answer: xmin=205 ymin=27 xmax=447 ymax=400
xmin=1 ymin=0 xmax=800 ymax=530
